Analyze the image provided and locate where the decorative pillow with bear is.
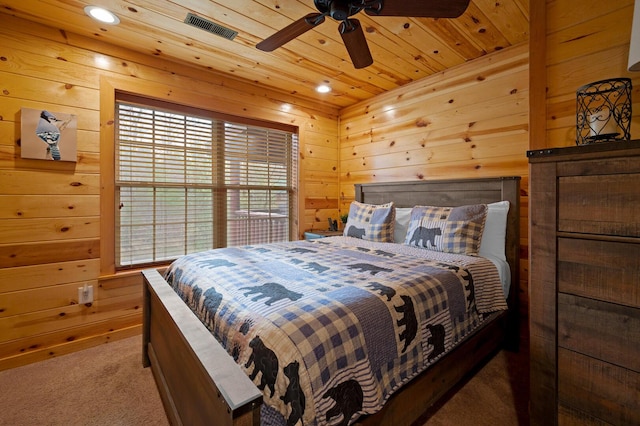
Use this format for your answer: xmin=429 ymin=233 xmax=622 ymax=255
xmin=343 ymin=201 xmax=395 ymax=242
xmin=404 ymin=204 xmax=488 ymax=255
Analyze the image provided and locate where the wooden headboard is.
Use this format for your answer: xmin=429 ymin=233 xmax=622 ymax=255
xmin=354 ymin=177 xmax=521 ymax=348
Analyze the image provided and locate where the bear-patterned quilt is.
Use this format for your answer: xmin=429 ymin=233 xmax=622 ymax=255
xmin=164 ymin=236 xmax=508 ymax=426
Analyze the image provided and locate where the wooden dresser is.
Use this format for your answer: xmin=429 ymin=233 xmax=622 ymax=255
xmin=528 ymin=141 xmax=640 ymax=425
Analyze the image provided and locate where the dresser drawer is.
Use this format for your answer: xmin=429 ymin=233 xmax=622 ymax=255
xmin=558 ymin=404 xmax=611 ymax=425
xmin=558 ymin=293 xmax=640 ymax=372
xmin=558 ymin=348 xmax=640 ymax=425
xmin=558 ymin=238 xmax=640 ymax=308
xmin=558 ymin=174 xmax=640 ymax=237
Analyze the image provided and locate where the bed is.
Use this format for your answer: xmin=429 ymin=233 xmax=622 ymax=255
xmin=142 ymin=177 xmax=521 ymax=426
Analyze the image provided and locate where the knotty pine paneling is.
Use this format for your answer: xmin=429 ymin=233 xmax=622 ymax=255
xmin=0 ymin=239 xmax=101 ymax=269
xmin=339 ymin=43 xmax=530 ymax=321
xmin=0 ymin=15 xmax=339 ymax=369
xmin=0 ymin=259 xmax=100 ymax=293
xmin=0 ymin=293 xmax=142 ymax=342
xmin=0 ymin=321 xmax=142 ymax=371
xmin=0 ymin=195 xmax=100 ymax=219
xmin=542 ymin=0 xmax=640 ymax=148
xmin=0 ymin=217 xmax=99 ymax=244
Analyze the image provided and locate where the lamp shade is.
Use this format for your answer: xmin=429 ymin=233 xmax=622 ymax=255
xmin=630 ymin=0 xmax=640 ymax=71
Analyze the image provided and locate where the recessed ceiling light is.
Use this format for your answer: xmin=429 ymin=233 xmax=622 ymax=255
xmin=316 ymin=85 xmax=331 ymax=93
xmin=84 ymin=6 xmax=120 ymax=25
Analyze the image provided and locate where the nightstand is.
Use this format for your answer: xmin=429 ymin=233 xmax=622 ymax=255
xmin=304 ymin=230 xmax=343 ymax=240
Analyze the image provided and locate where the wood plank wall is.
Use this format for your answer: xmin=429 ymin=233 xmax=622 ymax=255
xmin=543 ymin=0 xmax=640 ymax=149
xmin=0 ymin=15 xmax=339 ymax=370
xmin=339 ymin=42 xmax=530 ymax=319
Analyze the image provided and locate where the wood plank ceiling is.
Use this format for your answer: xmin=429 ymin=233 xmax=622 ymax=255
xmin=0 ymin=0 xmax=530 ymax=109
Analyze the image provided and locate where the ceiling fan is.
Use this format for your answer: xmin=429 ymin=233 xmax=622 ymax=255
xmin=256 ymin=0 xmax=471 ymax=69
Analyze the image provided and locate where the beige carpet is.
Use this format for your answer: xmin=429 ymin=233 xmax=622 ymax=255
xmin=0 ymin=335 xmax=529 ymax=425
xmin=0 ymin=336 xmax=168 ymax=426
xmin=417 ymin=346 xmax=530 ymax=426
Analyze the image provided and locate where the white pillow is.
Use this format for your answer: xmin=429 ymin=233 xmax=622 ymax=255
xmin=393 ymin=207 xmax=412 ymax=243
xmin=478 ymin=201 xmax=510 ymax=262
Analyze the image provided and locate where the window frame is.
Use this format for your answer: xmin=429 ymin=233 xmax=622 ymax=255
xmin=100 ymin=82 xmax=299 ymax=275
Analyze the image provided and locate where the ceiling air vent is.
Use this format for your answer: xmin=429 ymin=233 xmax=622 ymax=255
xmin=184 ymin=13 xmax=237 ymax=41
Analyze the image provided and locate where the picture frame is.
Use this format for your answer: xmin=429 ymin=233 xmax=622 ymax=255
xmin=20 ymin=107 xmax=77 ymax=162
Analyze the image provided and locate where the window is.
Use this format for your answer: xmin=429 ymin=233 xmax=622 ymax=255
xmin=115 ymin=95 xmax=298 ymax=268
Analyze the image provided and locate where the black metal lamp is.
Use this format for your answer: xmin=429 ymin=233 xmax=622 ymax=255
xmin=576 ymin=78 xmax=632 ymax=145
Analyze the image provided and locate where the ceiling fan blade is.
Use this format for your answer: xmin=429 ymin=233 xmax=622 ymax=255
xmin=257 ymin=13 xmax=325 ymax=52
xmin=366 ymin=0 xmax=471 ymax=18
xmin=339 ymin=19 xmax=373 ymax=69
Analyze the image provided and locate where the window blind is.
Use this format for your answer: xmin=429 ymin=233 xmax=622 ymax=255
xmin=115 ymin=99 xmax=297 ymax=268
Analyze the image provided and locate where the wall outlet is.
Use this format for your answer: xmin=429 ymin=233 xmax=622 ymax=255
xmin=78 ymin=284 xmax=94 ymax=304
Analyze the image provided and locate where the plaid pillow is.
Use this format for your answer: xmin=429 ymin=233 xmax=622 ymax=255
xmin=404 ymin=204 xmax=488 ymax=255
xmin=343 ymin=201 xmax=395 ymax=242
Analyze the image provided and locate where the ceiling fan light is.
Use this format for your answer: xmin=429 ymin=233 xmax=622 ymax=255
xmin=316 ymin=85 xmax=332 ymax=93
xmin=84 ymin=6 xmax=120 ymax=25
